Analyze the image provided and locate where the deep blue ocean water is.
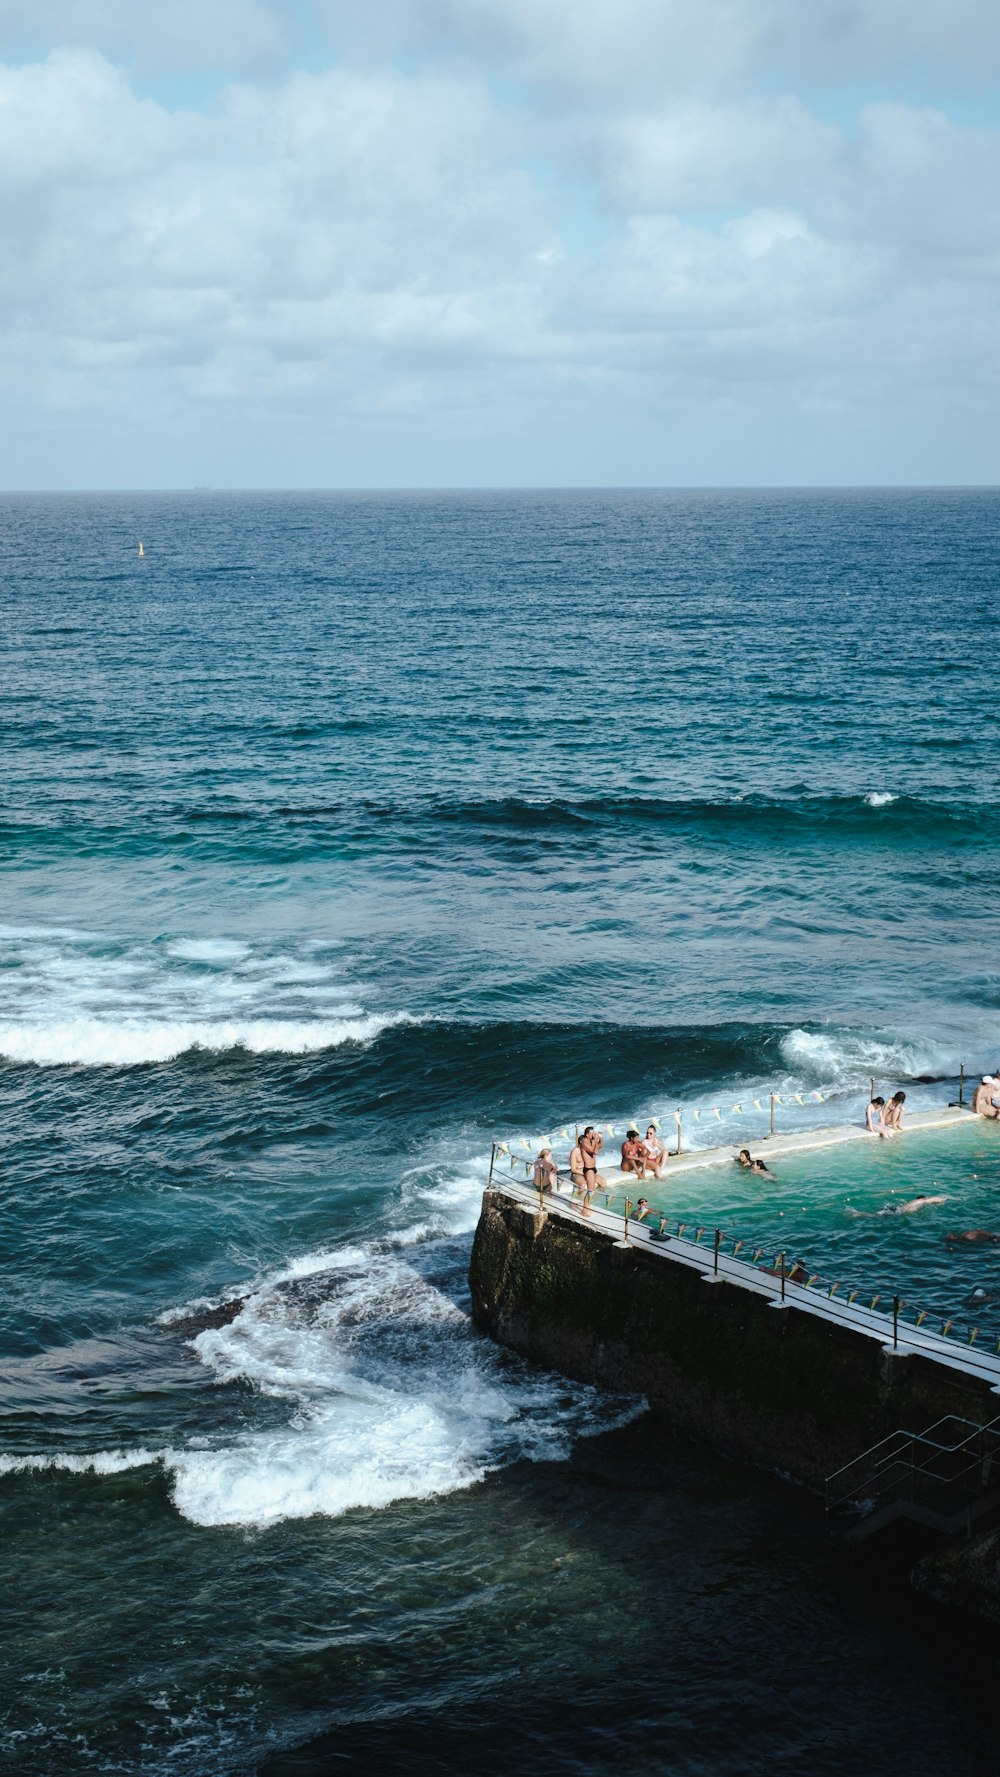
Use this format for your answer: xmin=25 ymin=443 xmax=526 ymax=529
xmin=2 ymin=489 xmax=1000 ymax=1774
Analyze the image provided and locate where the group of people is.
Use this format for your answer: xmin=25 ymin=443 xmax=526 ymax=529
xmin=531 ymin=1121 xmax=668 ymax=1204
xmin=865 ymin=1091 xmax=906 ymax=1138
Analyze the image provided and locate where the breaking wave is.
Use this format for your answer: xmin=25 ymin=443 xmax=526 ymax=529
xmin=0 ymin=1012 xmax=415 ymax=1068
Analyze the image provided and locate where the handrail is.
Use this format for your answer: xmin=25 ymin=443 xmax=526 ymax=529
xmin=826 ymin=1413 xmax=1000 ymax=1520
xmin=826 ymin=1414 xmax=1000 ymax=1490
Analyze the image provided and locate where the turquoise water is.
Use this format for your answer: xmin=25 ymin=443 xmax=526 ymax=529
xmin=570 ymin=1121 xmax=1000 ymax=1334
xmin=2 ymin=490 xmax=1000 ymax=1773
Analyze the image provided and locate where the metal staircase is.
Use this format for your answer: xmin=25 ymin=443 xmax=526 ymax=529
xmin=825 ymin=1414 xmax=1000 ymax=1541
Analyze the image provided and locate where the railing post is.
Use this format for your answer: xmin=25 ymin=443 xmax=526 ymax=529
xmin=769 ymin=1093 xmax=775 ymax=1138
xmin=675 ymin=1110 xmax=682 ymax=1157
xmin=714 ymin=1228 xmax=721 ymax=1274
xmin=870 ymin=1076 xmax=876 ymax=1104
xmin=780 ymin=1251 xmax=786 ymax=1302
xmin=488 ymin=1142 xmax=496 ymax=1188
xmin=624 ymin=1199 xmax=631 ymax=1243
xmin=959 ymin=1063 xmax=965 ymax=1108
xmin=893 ymin=1295 xmax=900 ymax=1349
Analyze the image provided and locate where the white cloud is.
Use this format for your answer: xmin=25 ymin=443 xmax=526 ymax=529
xmin=0 ymin=0 xmax=284 ymax=73
xmin=0 ymin=9 xmax=999 ymax=484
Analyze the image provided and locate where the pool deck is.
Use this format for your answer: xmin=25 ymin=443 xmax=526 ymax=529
xmin=556 ymin=1104 xmax=979 ymax=1188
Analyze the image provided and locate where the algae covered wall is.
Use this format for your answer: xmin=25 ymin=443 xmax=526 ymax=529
xmin=469 ymin=1191 xmax=998 ymax=1488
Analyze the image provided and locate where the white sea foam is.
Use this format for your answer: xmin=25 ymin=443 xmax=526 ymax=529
xmin=0 ymin=1012 xmax=413 ymax=1067
xmin=0 ymin=1447 xmax=159 ymax=1476
xmin=781 ymin=1026 xmax=957 ymax=1087
xmin=167 ymin=939 xmax=252 ymax=965
xmin=864 ymin=791 xmax=897 ymax=807
xmin=4 ymin=1232 xmax=643 ymax=1528
xmin=0 ymin=923 xmax=410 ymax=1067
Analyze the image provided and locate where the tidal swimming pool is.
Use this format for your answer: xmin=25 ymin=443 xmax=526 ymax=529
xmin=621 ymin=1121 xmax=1000 ymax=1337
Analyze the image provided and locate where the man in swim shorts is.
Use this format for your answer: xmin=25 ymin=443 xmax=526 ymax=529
xmin=579 ymin=1125 xmax=606 ymax=1202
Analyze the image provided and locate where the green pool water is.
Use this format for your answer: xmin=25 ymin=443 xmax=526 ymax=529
xmin=617 ymin=1122 xmax=1000 ymax=1339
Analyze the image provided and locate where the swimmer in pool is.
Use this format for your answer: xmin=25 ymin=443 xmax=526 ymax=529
xmin=854 ymin=1194 xmax=948 ymax=1217
xmin=736 ymin=1149 xmax=752 ymax=1167
xmin=632 ymin=1197 xmax=651 ymax=1221
xmin=749 ymin=1157 xmax=772 ymax=1177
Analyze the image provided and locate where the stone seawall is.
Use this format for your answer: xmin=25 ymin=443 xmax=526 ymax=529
xmin=469 ymin=1190 xmax=999 ymax=1488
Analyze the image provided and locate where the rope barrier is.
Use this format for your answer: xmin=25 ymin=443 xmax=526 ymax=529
xmin=493 ymin=1060 xmax=995 ymax=1161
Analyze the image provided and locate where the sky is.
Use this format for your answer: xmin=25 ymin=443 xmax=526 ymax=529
xmin=1 ymin=1 xmax=1000 ymax=487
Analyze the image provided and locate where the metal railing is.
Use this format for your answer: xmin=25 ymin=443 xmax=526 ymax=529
xmin=825 ymin=1413 xmax=1000 ymax=1532
xmin=488 ymin=1158 xmax=1000 ymax=1358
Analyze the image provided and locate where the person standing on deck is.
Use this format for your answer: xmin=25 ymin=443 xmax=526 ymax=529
xmin=579 ymin=1125 xmax=606 ymax=1205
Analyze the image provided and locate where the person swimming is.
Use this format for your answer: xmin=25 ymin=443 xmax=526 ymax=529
xmin=945 ymin=1229 xmax=1000 ymax=1244
xmin=879 ymin=1193 xmax=947 ymax=1215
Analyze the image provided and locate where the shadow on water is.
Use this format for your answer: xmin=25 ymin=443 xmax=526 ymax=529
xmin=253 ymin=1415 xmax=1000 ymax=1777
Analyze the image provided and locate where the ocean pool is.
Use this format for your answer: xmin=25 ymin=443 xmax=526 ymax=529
xmin=609 ymin=1120 xmax=1000 ymax=1338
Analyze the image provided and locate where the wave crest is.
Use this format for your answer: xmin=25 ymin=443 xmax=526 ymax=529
xmin=0 ymin=1012 xmax=416 ymax=1068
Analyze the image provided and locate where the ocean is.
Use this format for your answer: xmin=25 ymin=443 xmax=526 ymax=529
xmin=2 ymin=488 xmax=999 ymax=1774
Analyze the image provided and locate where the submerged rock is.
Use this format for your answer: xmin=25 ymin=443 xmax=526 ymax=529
xmin=911 ymin=1526 xmax=1000 ymax=1624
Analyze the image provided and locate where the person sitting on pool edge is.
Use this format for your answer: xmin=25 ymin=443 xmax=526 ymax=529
xmin=972 ymin=1077 xmax=1000 ymax=1118
xmin=883 ymin=1090 xmax=906 ymax=1131
xmin=533 ymin=1147 xmax=558 ymax=1194
xmin=642 ymin=1124 xmax=667 ymax=1177
xmin=866 ymin=1095 xmax=893 ymax=1138
xmin=621 ymin=1129 xmax=647 ymax=1176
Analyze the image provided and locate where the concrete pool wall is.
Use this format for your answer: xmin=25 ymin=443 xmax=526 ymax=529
xmin=469 ymin=1164 xmax=1000 ymax=1489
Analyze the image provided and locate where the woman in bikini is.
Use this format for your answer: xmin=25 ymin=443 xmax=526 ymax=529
xmin=883 ymin=1091 xmax=906 ymax=1131
xmin=642 ymin=1124 xmax=666 ymax=1178
xmin=620 ymin=1129 xmax=647 ymax=1176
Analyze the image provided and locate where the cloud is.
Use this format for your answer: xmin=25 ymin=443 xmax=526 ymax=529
xmin=0 ymin=0 xmax=285 ymax=74
xmin=0 ymin=12 xmax=999 ymax=484
xmin=315 ymin=0 xmax=1000 ymax=95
